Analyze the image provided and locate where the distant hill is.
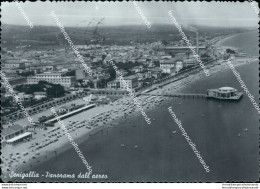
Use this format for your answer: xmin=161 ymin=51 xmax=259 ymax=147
xmin=1 ymin=24 xmax=253 ymax=50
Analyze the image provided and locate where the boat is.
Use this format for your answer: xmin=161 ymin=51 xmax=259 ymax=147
xmin=134 ymin=145 xmax=138 ymax=148
xmin=172 ymin=131 xmax=177 ymax=134
xmin=121 ymin=144 xmax=125 ymax=147
xmin=207 ymin=87 xmax=243 ymax=101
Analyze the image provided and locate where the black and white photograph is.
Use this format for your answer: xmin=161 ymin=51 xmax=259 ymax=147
xmin=0 ymin=1 xmax=259 ymax=184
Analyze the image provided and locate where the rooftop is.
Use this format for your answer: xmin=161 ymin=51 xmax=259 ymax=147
xmin=208 ymin=87 xmax=238 ymax=93
xmin=108 ymin=80 xmax=120 ymax=84
xmin=2 ymin=124 xmax=24 ymax=136
xmin=124 ymin=75 xmax=138 ymax=80
xmin=132 ymin=66 xmax=143 ymax=69
xmin=219 ymin=87 xmax=236 ymax=91
xmin=6 ymin=132 xmax=32 ymax=143
xmin=161 ymin=59 xmax=176 ymax=64
xmin=34 ymin=92 xmax=47 ymax=95
xmin=37 ymin=72 xmax=62 ymax=75
xmin=163 ymin=46 xmax=206 ymax=50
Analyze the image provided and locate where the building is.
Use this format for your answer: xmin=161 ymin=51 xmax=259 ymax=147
xmin=157 ymin=51 xmax=166 ymax=56
xmin=148 ymin=67 xmax=162 ymax=79
xmin=7 ymin=77 xmax=27 ymax=87
xmin=3 ymin=59 xmax=26 ymax=69
xmin=27 ymin=72 xmax=76 ymax=88
xmin=162 ymin=67 xmax=175 ymax=74
xmin=2 ymin=124 xmax=32 ymax=145
xmin=107 ymin=80 xmax=120 ymax=89
xmin=183 ymin=57 xmax=197 ymax=67
xmin=116 ymin=69 xmax=128 ymax=78
xmin=76 ymin=69 xmax=86 ymax=80
xmin=1 ymin=70 xmax=19 ymax=78
xmin=58 ymin=104 xmax=77 ymax=113
xmin=92 ymin=67 xmax=107 ymax=76
xmin=160 ymin=59 xmax=176 ymax=73
xmin=207 ymin=87 xmax=243 ymax=100
xmin=136 ymin=58 xmax=147 ymax=64
xmin=131 ymin=66 xmax=144 ymax=73
xmin=17 ymin=93 xmax=33 ymax=102
xmin=44 ymin=65 xmax=57 ymax=72
xmin=34 ymin=92 xmax=47 ymax=100
xmin=120 ymin=75 xmax=138 ymax=89
xmin=92 ymin=74 xmax=110 ymax=88
xmin=161 ymin=55 xmax=172 ymax=59
xmin=175 ymin=61 xmax=183 ymax=72
xmin=136 ymin=72 xmax=146 ymax=80
xmin=175 ymin=53 xmax=186 ymax=59
xmin=162 ymin=46 xmax=206 ymax=55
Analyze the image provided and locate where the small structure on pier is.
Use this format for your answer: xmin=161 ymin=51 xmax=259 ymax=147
xmin=207 ymin=87 xmax=243 ymax=100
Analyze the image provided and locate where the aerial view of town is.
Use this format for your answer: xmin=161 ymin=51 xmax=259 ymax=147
xmin=1 ymin=1 xmax=259 ymax=183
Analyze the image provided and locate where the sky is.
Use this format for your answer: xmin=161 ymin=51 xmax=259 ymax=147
xmin=1 ymin=1 xmax=259 ymax=28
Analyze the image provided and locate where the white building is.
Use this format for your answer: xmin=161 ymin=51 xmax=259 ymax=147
xmin=2 ymin=124 xmax=32 ymax=145
xmin=17 ymin=92 xmax=33 ymax=102
xmin=120 ymin=75 xmax=138 ymax=89
xmin=27 ymin=72 xmax=76 ymax=88
xmin=34 ymin=92 xmax=47 ymax=100
xmin=161 ymin=55 xmax=172 ymax=59
xmin=3 ymin=61 xmax=25 ymax=69
xmin=175 ymin=61 xmax=183 ymax=72
xmin=160 ymin=59 xmax=176 ymax=73
xmin=107 ymin=80 xmax=120 ymax=89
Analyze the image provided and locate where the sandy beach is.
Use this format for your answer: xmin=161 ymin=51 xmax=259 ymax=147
xmin=1 ymin=33 xmax=257 ymax=179
xmin=215 ymin=33 xmax=241 ymax=47
xmin=1 ymin=94 xmax=172 ymax=178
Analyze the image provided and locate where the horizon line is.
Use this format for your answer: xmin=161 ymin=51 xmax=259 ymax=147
xmin=2 ymin=23 xmax=258 ymax=29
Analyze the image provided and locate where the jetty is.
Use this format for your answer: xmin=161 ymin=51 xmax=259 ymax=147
xmin=141 ymin=87 xmax=243 ymax=101
xmin=141 ymin=93 xmax=207 ymax=98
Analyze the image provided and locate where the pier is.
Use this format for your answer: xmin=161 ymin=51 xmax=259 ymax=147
xmin=141 ymin=87 xmax=243 ymax=101
xmin=141 ymin=93 xmax=207 ymax=98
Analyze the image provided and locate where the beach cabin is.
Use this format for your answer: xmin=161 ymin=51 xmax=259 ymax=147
xmin=2 ymin=124 xmax=32 ymax=146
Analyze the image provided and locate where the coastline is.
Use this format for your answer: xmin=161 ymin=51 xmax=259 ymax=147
xmin=1 ymin=32 xmax=257 ymax=181
xmin=215 ymin=33 xmax=241 ymax=47
xmin=215 ymin=30 xmax=259 ymax=56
